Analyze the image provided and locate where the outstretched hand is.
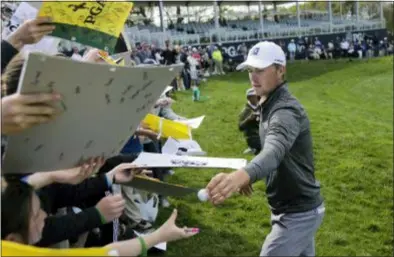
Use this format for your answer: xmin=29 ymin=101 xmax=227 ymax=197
xmin=106 ymin=163 xmax=141 ymax=184
xmin=156 ymin=209 xmax=199 ymax=243
xmin=206 ymin=169 xmax=251 ymax=205
xmin=52 ymin=156 xmax=105 ymax=185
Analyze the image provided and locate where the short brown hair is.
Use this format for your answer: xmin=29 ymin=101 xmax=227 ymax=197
xmin=1 ymin=52 xmax=25 ymax=97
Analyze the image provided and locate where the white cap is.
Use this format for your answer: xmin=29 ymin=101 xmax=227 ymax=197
xmin=236 ymin=41 xmax=286 ymax=71
xmin=246 ymin=88 xmax=256 ymax=97
xmin=161 ymin=86 xmax=173 ymax=96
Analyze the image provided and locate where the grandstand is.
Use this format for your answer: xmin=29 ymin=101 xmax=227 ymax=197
xmin=124 ymin=1 xmax=387 ymax=50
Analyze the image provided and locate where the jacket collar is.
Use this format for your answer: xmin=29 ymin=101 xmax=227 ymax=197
xmin=259 ymin=81 xmax=288 ymax=109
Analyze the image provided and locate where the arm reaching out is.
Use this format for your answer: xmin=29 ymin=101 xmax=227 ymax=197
xmin=106 ymin=209 xmax=198 ymax=256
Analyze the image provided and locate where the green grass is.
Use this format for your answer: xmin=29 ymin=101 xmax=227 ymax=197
xmin=156 ymin=57 xmax=394 ymax=256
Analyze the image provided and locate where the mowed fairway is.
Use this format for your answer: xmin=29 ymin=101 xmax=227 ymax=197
xmin=155 ymin=57 xmax=393 ymax=256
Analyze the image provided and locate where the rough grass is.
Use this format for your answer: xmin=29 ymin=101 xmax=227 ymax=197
xmin=155 ymin=57 xmax=393 ymax=256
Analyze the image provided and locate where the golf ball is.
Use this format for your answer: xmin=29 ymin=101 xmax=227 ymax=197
xmin=197 ymin=189 xmax=209 ymax=202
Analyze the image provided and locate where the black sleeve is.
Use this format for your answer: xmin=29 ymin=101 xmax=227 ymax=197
xmin=1 ymin=40 xmax=19 ymax=72
xmin=41 ymin=175 xmax=110 ymax=212
xmin=35 ymin=207 xmax=102 ymax=247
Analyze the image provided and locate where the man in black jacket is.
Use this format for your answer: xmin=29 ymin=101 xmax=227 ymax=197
xmin=161 ymin=40 xmax=177 ymax=65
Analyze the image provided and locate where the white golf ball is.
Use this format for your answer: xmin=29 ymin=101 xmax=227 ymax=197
xmin=197 ymin=189 xmax=209 ymax=202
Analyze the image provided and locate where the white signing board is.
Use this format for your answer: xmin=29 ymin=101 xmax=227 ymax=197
xmin=2 ymin=53 xmax=184 ymax=174
xmin=132 ymin=152 xmax=247 ymax=170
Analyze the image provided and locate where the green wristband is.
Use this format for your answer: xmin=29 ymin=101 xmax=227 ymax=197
xmin=95 ymin=207 xmax=107 ymax=224
xmin=138 ymin=237 xmax=148 ymax=257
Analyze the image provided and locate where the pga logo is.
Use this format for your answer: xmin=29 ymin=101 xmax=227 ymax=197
xmin=251 ymin=47 xmax=260 ymax=56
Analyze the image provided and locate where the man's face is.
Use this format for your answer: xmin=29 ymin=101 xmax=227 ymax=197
xmin=248 ymin=65 xmax=285 ymax=97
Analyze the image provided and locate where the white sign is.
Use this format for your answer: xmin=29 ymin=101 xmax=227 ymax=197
xmin=2 ymin=2 xmax=60 ymax=55
xmin=162 ymin=137 xmax=206 ymax=156
xmin=177 ymin=115 xmax=205 ymax=129
xmin=132 ymin=152 xmax=247 ymax=170
xmin=2 ymin=53 xmax=183 ymax=174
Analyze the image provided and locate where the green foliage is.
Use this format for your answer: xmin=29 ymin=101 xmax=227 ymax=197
xmin=155 ymin=57 xmax=394 ymax=256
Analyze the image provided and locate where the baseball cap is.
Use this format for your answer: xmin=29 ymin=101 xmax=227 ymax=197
xmin=237 ymin=41 xmax=286 ymax=70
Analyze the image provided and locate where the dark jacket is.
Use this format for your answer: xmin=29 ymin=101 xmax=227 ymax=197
xmin=161 ymin=48 xmax=177 ymax=65
xmin=244 ymin=82 xmax=323 ymax=215
xmin=1 ymin=40 xmax=19 ymax=72
xmin=35 ymin=175 xmax=110 ymax=247
xmin=238 ymin=103 xmax=261 ymax=151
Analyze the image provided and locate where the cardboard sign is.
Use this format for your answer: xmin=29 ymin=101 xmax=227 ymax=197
xmin=2 ymin=53 xmax=184 ymax=174
xmin=132 ymin=152 xmax=248 ymax=170
xmin=37 ymin=1 xmax=133 ymax=53
xmin=120 ymin=175 xmax=197 ymax=197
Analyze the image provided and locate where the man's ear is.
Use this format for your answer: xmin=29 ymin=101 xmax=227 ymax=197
xmin=4 ymin=233 xmax=23 ymax=243
xmin=276 ymin=65 xmax=286 ymax=80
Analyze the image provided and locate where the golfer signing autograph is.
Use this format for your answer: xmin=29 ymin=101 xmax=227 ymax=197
xmin=205 ymin=41 xmax=325 ymax=256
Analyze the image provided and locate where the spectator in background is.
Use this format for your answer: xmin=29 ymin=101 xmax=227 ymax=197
xmin=360 ymin=40 xmax=367 ymax=58
xmin=287 ymin=39 xmax=296 ymax=62
xmin=202 ymin=48 xmax=211 ymax=77
xmin=354 ymin=40 xmax=363 ymax=59
xmin=347 ymin=43 xmax=355 ymax=60
xmin=238 ymin=42 xmax=248 ymax=61
xmin=340 ymin=38 xmax=349 ymax=58
xmin=327 ymin=40 xmax=334 ymax=59
xmin=238 ymin=88 xmax=261 ymax=155
xmin=314 ymin=37 xmax=322 ymax=50
xmin=334 ymin=36 xmax=342 ymax=59
xmin=178 ymin=47 xmax=189 ymax=90
xmin=383 ymin=37 xmax=389 ymax=56
xmin=297 ymin=36 xmax=306 ymax=60
xmin=387 ymin=40 xmax=393 ymax=55
xmin=130 ymin=50 xmax=141 ymax=66
xmin=151 ymin=45 xmax=163 ymax=64
xmin=378 ymin=40 xmax=386 ymax=57
xmin=367 ymin=39 xmax=374 ymax=58
xmin=136 ymin=43 xmax=152 ymax=63
xmin=70 ymin=47 xmax=83 ymax=61
xmin=212 ymin=46 xmax=225 ymax=75
xmin=187 ymin=53 xmax=199 ymax=88
xmin=191 ymin=47 xmax=201 ymax=66
xmin=162 ymin=40 xmax=177 ymax=65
